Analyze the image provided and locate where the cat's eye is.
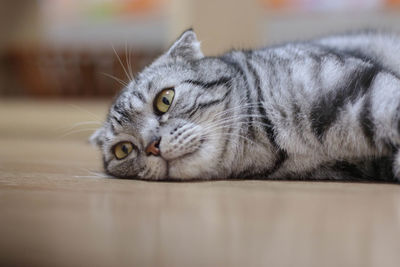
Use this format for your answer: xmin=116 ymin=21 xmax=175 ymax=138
xmin=113 ymin=141 xmax=134 ymax=160
xmin=154 ymin=88 xmax=175 ymax=115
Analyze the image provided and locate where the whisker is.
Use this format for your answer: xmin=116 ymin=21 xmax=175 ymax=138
xmin=199 ymin=114 xmax=268 ymax=132
xmin=194 ymin=111 xmax=265 ymax=127
xmin=57 ymin=128 xmax=99 ymax=139
xmin=206 ymin=132 xmax=257 ymax=146
xmin=202 ymin=125 xmax=257 ymax=140
xmin=74 ymin=175 xmax=102 ymax=178
xmin=212 ymin=102 xmax=265 ymax=118
xmin=101 ymin=72 xmax=129 ymax=87
xmin=112 ymin=45 xmax=133 ymax=83
xmin=208 ymin=118 xmax=272 ymax=130
xmin=125 ymin=42 xmax=135 ymax=82
xmin=75 ymin=167 xmax=111 ymax=178
xmin=191 ymin=102 xmax=266 ymax=124
xmin=58 ymin=120 xmax=102 ymax=131
xmin=54 ymin=121 xmax=101 ymax=133
xmin=67 ymin=104 xmax=103 ymax=121
xmin=88 ymin=170 xmax=111 ymax=178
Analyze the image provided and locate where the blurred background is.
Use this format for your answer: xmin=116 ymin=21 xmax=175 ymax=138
xmin=1 ymin=0 xmax=400 ymax=98
xmin=3 ymin=3 xmax=400 ymax=267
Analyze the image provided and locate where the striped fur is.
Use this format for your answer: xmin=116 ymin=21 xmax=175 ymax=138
xmin=91 ymin=30 xmax=400 ymax=182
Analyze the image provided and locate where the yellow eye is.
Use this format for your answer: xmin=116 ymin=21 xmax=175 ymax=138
xmin=113 ymin=142 xmax=133 ymax=160
xmin=154 ymin=88 xmax=175 ymax=115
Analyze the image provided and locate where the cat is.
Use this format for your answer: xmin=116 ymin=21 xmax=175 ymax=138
xmin=91 ymin=29 xmax=400 ymax=182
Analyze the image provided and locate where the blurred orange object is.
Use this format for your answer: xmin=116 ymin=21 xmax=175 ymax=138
xmin=259 ymin=0 xmax=290 ymax=9
xmin=120 ymin=0 xmax=164 ymax=14
xmin=386 ymin=0 xmax=400 ymax=6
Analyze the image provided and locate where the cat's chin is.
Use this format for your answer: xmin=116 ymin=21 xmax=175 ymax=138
xmin=166 ymin=155 xmax=220 ymax=180
xmin=167 ymin=158 xmax=204 ymax=180
xmin=160 ymin=147 xmax=206 ymax=180
xmin=162 ymin=140 xmax=222 ymax=180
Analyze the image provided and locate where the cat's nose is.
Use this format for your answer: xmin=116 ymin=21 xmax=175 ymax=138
xmin=145 ymin=137 xmax=161 ymax=156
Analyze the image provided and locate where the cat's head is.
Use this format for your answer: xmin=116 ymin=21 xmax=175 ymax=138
xmin=91 ymin=30 xmax=236 ymax=180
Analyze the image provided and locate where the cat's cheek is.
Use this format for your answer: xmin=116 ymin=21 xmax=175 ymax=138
xmin=168 ymin=160 xmax=203 ymax=180
xmin=158 ymin=122 xmax=204 ymax=161
xmin=142 ymin=157 xmax=168 ymax=180
xmin=167 ymin=142 xmax=222 ymax=180
xmin=167 ymin=158 xmax=216 ymax=180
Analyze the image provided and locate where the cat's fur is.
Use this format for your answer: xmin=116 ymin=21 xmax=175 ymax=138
xmin=91 ymin=29 xmax=400 ymax=182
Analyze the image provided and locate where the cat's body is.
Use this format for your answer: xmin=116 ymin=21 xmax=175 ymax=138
xmin=92 ymin=30 xmax=400 ymax=182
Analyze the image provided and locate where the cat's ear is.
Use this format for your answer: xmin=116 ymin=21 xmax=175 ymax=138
xmin=89 ymin=127 xmax=105 ymax=147
xmin=165 ymin=29 xmax=204 ymax=61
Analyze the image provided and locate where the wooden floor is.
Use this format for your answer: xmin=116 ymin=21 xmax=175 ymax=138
xmin=1 ymin=100 xmax=400 ymax=267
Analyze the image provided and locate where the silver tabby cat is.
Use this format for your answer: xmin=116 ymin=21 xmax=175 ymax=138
xmin=91 ymin=29 xmax=400 ymax=182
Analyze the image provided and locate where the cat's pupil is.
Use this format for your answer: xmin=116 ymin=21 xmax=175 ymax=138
xmin=122 ymin=144 xmax=129 ymax=154
xmin=162 ymin=97 xmax=170 ymax=105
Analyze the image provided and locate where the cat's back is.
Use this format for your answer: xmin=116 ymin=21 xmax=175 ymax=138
xmin=312 ymin=31 xmax=400 ymax=76
xmin=243 ymin=31 xmax=400 ymax=74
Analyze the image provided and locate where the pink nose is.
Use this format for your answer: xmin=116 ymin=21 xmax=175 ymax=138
xmin=145 ymin=138 xmax=161 ymax=156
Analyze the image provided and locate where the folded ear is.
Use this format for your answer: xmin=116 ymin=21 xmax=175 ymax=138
xmin=89 ymin=127 xmax=105 ymax=147
xmin=165 ymin=29 xmax=204 ymax=61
